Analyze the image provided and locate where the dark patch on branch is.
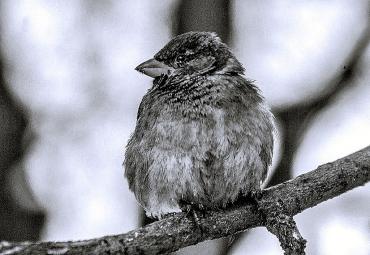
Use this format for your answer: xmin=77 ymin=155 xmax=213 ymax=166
xmin=1 ymin=146 xmax=369 ymax=254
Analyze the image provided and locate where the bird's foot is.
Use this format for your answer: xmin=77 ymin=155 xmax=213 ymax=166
xmin=234 ymin=189 xmax=264 ymax=213
xmin=250 ymin=189 xmax=263 ymax=201
xmin=248 ymin=189 xmax=270 ymax=224
xmin=161 ymin=212 xmax=178 ymax=219
xmin=179 ymin=201 xmax=206 ymax=236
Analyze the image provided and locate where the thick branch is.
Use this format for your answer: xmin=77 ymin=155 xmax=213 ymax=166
xmin=1 ymin=146 xmax=369 ymax=255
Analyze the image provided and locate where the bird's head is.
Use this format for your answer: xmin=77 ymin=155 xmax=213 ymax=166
xmin=135 ymin=31 xmax=245 ymax=80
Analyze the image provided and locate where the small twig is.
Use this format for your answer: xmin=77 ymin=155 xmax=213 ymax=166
xmin=260 ymin=199 xmax=306 ymax=255
xmin=1 ymin=146 xmax=369 ymax=255
xmin=265 ymin=214 xmax=306 ymax=255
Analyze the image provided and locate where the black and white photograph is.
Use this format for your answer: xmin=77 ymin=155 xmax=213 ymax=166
xmin=0 ymin=1 xmax=369 ymax=254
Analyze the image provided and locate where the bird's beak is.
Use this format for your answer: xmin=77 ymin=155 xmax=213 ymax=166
xmin=135 ymin=58 xmax=172 ymax=78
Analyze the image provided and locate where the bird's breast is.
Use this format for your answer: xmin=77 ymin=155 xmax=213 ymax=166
xmin=148 ymin=107 xmax=229 ymax=155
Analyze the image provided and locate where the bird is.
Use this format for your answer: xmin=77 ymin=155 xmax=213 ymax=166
xmin=124 ymin=31 xmax=274 ymax=219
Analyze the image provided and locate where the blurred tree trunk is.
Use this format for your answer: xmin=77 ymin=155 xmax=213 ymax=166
xmin=174 ymin=0 xmax=231 ymax=42
xmin=0 ymin=51 xmax=45 ymax=241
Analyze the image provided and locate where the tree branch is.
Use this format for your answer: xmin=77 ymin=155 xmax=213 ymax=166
xmin=1 ymin=146 xmax=369 ymax=255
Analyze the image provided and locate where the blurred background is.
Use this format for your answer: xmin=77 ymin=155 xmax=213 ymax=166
xmin=0 ymin=1 xmax=369 ymax=254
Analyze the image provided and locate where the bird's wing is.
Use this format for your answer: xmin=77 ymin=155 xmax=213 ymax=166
xmin=221 ymin=75 xmax=274 ymax=183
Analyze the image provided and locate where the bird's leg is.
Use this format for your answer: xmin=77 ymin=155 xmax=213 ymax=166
xmin=249 ymin=189 xmax=265 ymax=218
xmin=234 ymin=188 xmax=263 ymax=207
xmin=250 ymin=189 xmax=263 ymax=200
xmin=233 ymin=189 xmax=264 ymax=216
xmin=179 ymin=201 xmax=205 ymax=236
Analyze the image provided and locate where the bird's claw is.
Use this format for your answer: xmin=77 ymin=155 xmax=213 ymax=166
xmin=180 ymin=202 xmax=206 ymax=236
xmin=250 ymin=189 xmax=263 ymax=201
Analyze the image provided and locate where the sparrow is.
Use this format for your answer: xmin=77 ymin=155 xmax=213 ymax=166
xmin=124 ymin=31 xmax=274 ymax=218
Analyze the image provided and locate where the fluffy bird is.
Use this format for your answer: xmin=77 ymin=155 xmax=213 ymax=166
xmin=124 ymin=32 xmax=274 ymax=218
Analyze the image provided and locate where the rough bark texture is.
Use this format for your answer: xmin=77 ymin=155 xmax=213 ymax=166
xmin=265 ymin=213 xmax=306 ymax=255
xmin=1 ymin=146 xmax=369 ymax=255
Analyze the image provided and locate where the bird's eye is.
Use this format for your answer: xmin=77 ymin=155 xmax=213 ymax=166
xmin=176 ymin=55 xmax=185 ymax=62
